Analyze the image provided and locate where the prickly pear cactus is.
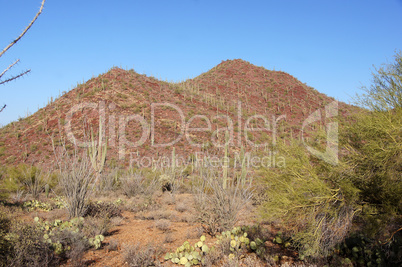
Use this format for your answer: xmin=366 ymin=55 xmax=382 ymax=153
xmin=164 ymin=237 xmax=206 ymax=265
xmin=34 ymin=216 xmax=105 ymax=252
xmin=89 ymin=234 xmax=105 ymax=249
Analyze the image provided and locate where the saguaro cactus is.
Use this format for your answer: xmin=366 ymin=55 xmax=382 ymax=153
xmin=88 ymin=120 xmax=107 ymax=183
xmin=239 ymin=145 xmax=249 ymax=185
xmin=45 ymin=183 xmax=50 ymax=198
xmin=222 ymin=130 xmax=229 ymax=189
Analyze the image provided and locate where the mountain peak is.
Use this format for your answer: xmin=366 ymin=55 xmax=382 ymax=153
xmin=0 ymin=60 xmax=359 ymax=167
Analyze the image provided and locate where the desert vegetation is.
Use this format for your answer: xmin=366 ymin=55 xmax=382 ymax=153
xmin=0 ymin=51 xmax=401 ymax=267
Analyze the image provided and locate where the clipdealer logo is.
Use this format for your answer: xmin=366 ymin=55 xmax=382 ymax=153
xmin=64 ymin=100 xmax=338 ymax=166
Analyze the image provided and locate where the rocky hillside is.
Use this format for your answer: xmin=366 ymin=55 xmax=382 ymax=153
xmin=0 ymin=59 xmax=358 ymax=168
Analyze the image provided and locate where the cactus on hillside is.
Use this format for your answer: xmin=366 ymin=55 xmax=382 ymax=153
xmin=222 ymin=130 xmax=229 ymax=189
xmin=88 ymin=120 xmax=107 ymax=182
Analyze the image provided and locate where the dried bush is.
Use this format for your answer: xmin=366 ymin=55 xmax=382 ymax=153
xmin=201 ymin=244 xmax=223 ymax=267
xmin=120 ymin=171 xmax=160 ymax=199
xmin=96 ymin=168 xmax=120 ymax=192
xmin=154 ymin=219 xmax=171 ymax=232
xmin=146 ymin=210 xmax=172 ymax=220
xmin=106 ymin=239 xmax=119 ymax=251
xmin=164 ymin=232 xmax=175 ymax=243
xmin=175 ymin=201 xmax=188 ymax=213
xmin=1 ymin=216 xmax=92 ymax=266
xmin=125 ymin=196 xmax=160 ymax=213
xmin=123 ymin=243 xmax=162 ymax=267
xmin=82 ymin=216 xmax=111 ymax=237
xmin=20 ymin=166 xmax=45 ymax=200
xmin=193 ymin=174 xmax=253 ymax=235
xmin=54 ymin=229 xmax=90 ymax=266
xmin=161 ymin=192 xmax=176 ymax=205
xmin=84 ymin=201 xmax=122 ymax=218
xmin=219 ymin=255 xmax=242 ymax=267
xmin=55 ymin=147 xmax=95 ymax=218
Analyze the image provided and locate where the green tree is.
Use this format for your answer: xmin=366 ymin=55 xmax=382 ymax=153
xmin=259 ymin=51 xmax=402 ymax=258
xmin=258 ymin=139 xmax=359 ymax=258
xmin=344 ymin=51 xmax=402 ymax=237
xmin=357 ymin=50 xmax=402 ymax=111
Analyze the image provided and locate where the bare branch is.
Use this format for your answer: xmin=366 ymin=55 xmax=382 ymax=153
xmin=0 ymin=0 xmax=46 ymax=59
xmin=0 ymin=59 xmax=20 ymax=80
xmin=0 ymin=69 xmax=31 ymax=85
xmin=0 ymin=104 xmax=6 ymax=113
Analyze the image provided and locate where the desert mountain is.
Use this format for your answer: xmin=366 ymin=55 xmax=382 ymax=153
xmin=0 ymin=59 xmax=358 ymax=168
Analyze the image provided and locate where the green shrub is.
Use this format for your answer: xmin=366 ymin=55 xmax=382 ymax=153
xmin=342 ymin=108 xmax=402 ymax=237
xmin=349 ymin=50 xmax=402 ymax=230
xmin=5 ymin=221 xmax=59 ymax=266
xmin=258 ymin=140 xmax=359 ymax=258
xmin=258 ymin=52 xmax=402 ymax=260
xmin=4 ymin=164 xmax=46 ymax=199
xmin=2 ymin=165 xmax=58 ymax=200
xmin=0 ymin=210 xmax=12 ymax=265
xmin=0 ymin=167 xmax=8 ymax=200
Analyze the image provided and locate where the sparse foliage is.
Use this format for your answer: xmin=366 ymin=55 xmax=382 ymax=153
xmin=194 ymin=171 xmax=253 ymax=235
xmin=357 ymin=50 xmax=402 ymax=111
xmin=0 ymin=0 xmax=46 ymax=112
xmin=54 ymin=143 xmax=95 ymax=218
xmin=0 ymin=0 xmax=45 ymax=83
xmin=121 ymin=170 xmax=160 ymax=199
xmin=123 ymin=243 xmax=162 ymax=267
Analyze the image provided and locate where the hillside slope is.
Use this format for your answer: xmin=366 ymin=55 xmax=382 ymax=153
xmin=0 ymin=59 xmax=359 ymax=168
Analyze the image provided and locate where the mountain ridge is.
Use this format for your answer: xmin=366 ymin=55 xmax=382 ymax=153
xmin=0 ymin=59 xmax=359 ymax=168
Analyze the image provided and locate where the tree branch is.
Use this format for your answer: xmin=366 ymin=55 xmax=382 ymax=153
xmin=0 ymin=0 xmax=46 ymax=59
xmin=0 ymin=104 xmax=6 ymax=113
xmin=0 ymin=70 xmax=31 ymax=85
xmin=0 ymin=59 xmax=20 ymax=80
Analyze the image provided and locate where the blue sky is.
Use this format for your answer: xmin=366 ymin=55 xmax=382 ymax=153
xmin=0 ymin=0 xmax=401 ymax=126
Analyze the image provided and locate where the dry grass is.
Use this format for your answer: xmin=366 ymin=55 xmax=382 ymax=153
xmin=154 ymin=219 xmax=171 ymax=232
xmin=106 ymin=239 xmax=119 ymax=251
xmin=164 ymin=232 xmax=175 ymax=243
xmin=194 ymin=175 xmax=254 ymax=235
xmin=123 ymin=243 xmax=162 ymax=267
xmin=175 ymin=201 xmax=188 ymax=213
xmin=82 ymin=216 xmax=111 ymax=237
xmin=145 ymin=209 xmax=172 ymax=220
xmin=55 ymin=147 xmax=95 ymax=218
xmin=120 ymin=171 xmax=160 ymax=199
xmin=161 ymin=192 xmax=176 ymax=205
